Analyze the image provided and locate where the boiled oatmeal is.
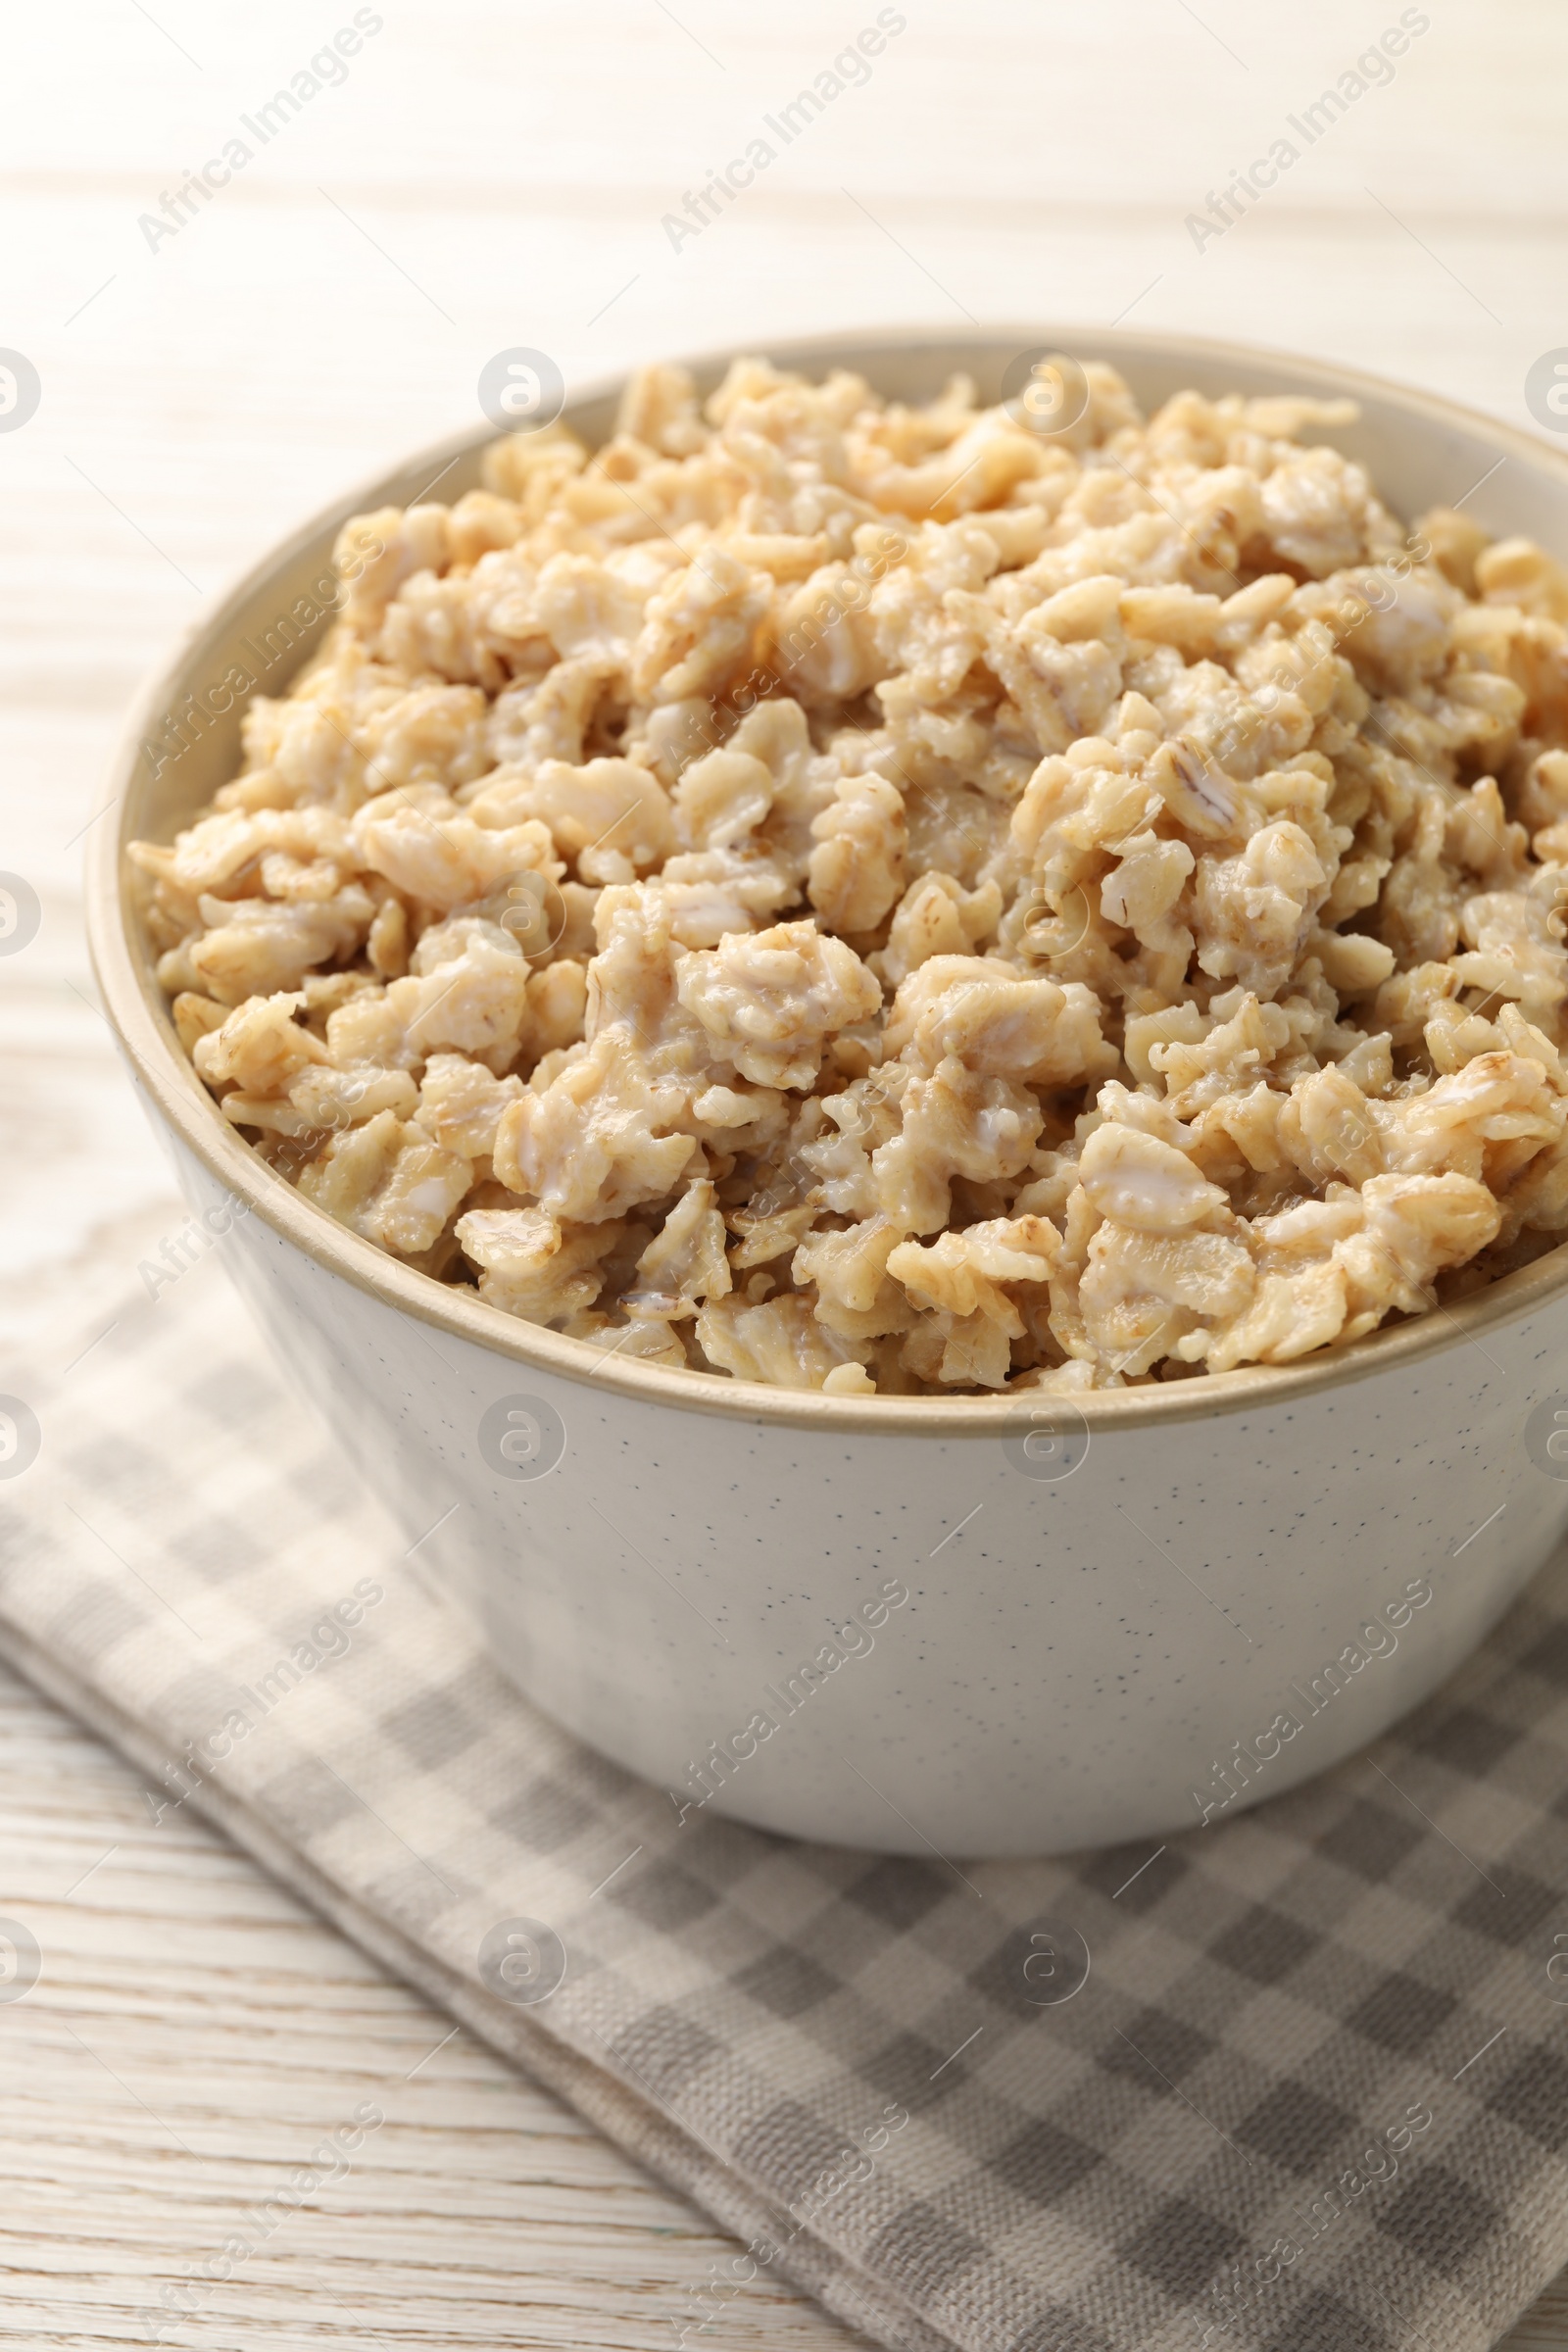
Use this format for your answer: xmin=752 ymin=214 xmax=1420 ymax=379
xmin=131 ymin=356 xmax=1568 ymax=1395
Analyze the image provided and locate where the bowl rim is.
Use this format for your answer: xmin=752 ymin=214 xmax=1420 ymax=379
xmin=85 ymin=319 xmax=1568 ymax=1440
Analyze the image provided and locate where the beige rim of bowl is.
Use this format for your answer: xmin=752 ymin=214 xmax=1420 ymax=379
xmin=85 ymin=322 xmax=1568 ymax=1439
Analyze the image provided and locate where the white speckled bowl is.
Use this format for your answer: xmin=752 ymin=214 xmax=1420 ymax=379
xmin=89 ymin=328 xmax=1568 ymax=1857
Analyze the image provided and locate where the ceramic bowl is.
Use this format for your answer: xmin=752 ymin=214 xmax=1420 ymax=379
xmin=88 ymin=326 xmax=1568 ymax=1857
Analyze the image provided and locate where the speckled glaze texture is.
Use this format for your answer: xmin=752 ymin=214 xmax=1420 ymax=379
xmin=95 ymin=329 xmax=1568 ymax=1857
xmin=165 ymin=1124 xmax=1568 ymax=1855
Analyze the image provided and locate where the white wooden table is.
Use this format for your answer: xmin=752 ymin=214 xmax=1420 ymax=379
xmin=4 ymin=3 xmax=1568 ymax=2340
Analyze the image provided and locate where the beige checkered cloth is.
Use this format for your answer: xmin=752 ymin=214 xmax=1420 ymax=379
xmin=4 ymin=1245 xmax=1568 ymax=2352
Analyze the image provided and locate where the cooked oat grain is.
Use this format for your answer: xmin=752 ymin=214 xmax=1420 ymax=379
xmin=131 ymin=356 xmax=1568 ymax=1394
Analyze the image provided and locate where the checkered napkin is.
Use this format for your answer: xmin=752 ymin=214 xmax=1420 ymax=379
xmin=6 ymin=1244 xmax=1568 ymax=2352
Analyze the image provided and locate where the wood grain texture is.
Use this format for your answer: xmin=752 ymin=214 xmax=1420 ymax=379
xmin=0 ymin=1657 xmax=887 ymax=2350
xmin=3 ymin=2 xmax=1568 ymax=2341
